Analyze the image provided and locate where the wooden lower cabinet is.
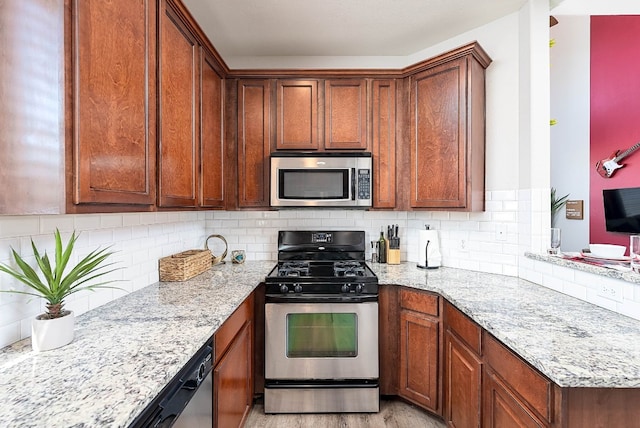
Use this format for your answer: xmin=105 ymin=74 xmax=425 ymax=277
xmin=214 ymin=320 xmax=252 ymax=428
xmin=445 ymin=330 xmax=482 ymax=428
xmin=213 ymin=293 xmax=254 ymax=428
xmin=483 ymin=367 xmax=547 ymax=428
xmin=398 ymin=289 xmax=442 ymax=415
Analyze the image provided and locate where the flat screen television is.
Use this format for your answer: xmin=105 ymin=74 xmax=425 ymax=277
xmin=603 ymin=187 xmax=640 ymax=233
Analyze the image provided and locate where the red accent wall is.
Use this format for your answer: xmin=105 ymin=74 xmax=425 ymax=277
xmin=590 ymin=15 xmax=640 ymax=250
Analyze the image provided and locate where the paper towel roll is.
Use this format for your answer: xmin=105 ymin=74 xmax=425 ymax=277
xmin=418 ymin=229 xmax=441 ymax=269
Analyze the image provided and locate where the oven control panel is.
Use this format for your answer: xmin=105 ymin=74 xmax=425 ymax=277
xmin=311 ymin=232 xmax=333 ymax=243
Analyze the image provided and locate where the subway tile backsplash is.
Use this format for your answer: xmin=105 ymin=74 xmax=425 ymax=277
xmin=1 ymin=189 xmax=639 ymax=348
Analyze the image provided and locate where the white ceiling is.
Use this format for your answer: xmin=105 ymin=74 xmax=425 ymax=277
xmin=182 ymin=0 xmax=528 ymax=68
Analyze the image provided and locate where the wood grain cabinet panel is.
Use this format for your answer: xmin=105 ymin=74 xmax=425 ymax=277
xmin=324 ymin=79 xmax=368 ymax=150
xmin=398 ymin=289 xmax=441 ymax=415
xmin=200 ymin=50 xmax=225 ymax=208
xmin=409 ymin=45 xmax=490 ymax=211
xmin=483 ymin=368 xmax=548 ymax=428
xmin=70 ymin=0 xmax=156 ymax=206
xmin=213 ymin=293 xmax=254 ymax=428
xmin=371 ymin=80 xmax=397 ymax=208
xmin=445 ymin=331 xmax=482 ymax=428
xmin=276 ymin=80 xmax=319 ymax=150
xmin=444 ymin=302 xmax=482 ymax=428
xmin=214 ymin=320 xmax=252 ymax=428
xmin=158 ymin=1 xmax=199 ymax=208
xmin=237 ymin=79 xmax=271 ymax=208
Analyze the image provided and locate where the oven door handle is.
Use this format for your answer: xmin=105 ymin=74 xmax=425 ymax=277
xmin=265 ymin=295 xmax=378 ymax=304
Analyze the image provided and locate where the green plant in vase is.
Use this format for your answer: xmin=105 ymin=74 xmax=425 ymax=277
xmin=0 ymin=229 xmax=122 ymax=351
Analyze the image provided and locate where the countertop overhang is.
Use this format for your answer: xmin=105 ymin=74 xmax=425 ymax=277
xmin=1 ymin=261 xmax=640 ymax=427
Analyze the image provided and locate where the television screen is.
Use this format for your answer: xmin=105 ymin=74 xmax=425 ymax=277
xmin=603 ymin=187 xmax=640 ymax=234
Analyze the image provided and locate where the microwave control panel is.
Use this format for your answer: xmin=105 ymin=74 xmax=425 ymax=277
xmin=357 ymin=169 xmax=371 ymax=200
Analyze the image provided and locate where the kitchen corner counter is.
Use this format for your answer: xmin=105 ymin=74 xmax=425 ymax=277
xmin=0 ymin=260 xmax=274 ymax=428
xmin=371 ymin=263 xmax=640 ymax=389
xmin=3 ymin=261 xmax=640 ymax=427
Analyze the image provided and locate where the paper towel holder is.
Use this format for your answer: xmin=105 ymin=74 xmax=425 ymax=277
xmin=417 ymin=224 xmax=440 ymax=270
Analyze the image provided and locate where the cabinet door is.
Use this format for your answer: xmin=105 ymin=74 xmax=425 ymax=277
xmin=483 ymin=368 xmax=547 ymax=428
xmin=200 ymin=49 xmax=225 ymax=208
xmin=371 ymin=80 xmax=397 ymax=208
xmin=445 ymin=331 xmax=482 ymax=428
xmin=276 ymin=80 xmax=318 ymax=150
xmin=71 ymin=0 xmax=156 ymax=206
xmin=237 ymin=80 xmax=271 ymax=208
xmin=324 ymin=79 xmax=368 ymax=150
xmin=158 ymin=1 xmax=199 ymax=207
xmin=399 ymin=309 xmax=440 ymax=413
xmin=410 ymin=58 xmax=466 ymax=209
xmin=214 ymin=320 xmax=253 ymax=428
xmin=409 ymin=52 xmax=487 ymax=212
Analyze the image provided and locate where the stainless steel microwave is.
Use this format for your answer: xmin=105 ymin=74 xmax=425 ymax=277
xmin=270 ymin=152 xmax=372 ymax=208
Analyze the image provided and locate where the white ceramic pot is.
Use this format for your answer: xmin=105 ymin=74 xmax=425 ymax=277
xmin=31 ymin=311 xmax=75 ymax=352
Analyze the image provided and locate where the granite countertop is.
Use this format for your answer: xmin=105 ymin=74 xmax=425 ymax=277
xmin=2 ymin=261 xmax=640 ymax=427
xmin=371 ymin=263 xmax=640 ymax=389
xmin=0 ymin=261 xmax=274 ymax=428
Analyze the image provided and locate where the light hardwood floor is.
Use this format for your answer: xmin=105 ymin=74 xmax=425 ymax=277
xmin=245 ymin=398 xmax=446 ymax=428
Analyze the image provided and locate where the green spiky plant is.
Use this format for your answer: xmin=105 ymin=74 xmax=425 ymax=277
xmin=0 ymin=229 xmax=122 ymax=319
xmin=551 ymin=187 xmax=569 ymax=227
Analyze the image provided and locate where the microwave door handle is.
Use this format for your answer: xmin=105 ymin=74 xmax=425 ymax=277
xmin=351 ymin=168 xmax=356 ymax=200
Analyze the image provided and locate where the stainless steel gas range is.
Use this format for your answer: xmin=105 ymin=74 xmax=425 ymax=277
xmin=264 ymin=230 xmax=379 ymax=414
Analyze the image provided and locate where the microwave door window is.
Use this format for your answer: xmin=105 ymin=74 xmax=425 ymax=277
xmin=279 ymin=170 xmax=349 ymax=200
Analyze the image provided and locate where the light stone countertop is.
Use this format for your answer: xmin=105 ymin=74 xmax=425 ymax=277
xmin=0 ymin=261 xmax=274 ymax=428
xmin=1 ymin=260 xmax=640 ymax=427
xmin=371 ymin=263 xmax=640 ymax=389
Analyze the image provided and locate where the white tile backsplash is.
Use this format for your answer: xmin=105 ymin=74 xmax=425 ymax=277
xmin=2 ymin=187 xmax=640 ymax=348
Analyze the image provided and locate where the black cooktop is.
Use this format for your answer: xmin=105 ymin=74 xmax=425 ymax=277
xmin=266 ymin=231 xmax=378 ymax=296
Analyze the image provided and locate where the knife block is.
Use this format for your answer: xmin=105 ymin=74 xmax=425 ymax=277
xmin=387 ymin=249 xmax=400 ymax=265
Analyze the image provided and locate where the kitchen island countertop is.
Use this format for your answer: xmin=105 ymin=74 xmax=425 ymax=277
xmin=1 ymin=261 xmax=640 ymax=427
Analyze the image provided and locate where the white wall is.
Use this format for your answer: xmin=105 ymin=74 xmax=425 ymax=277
xmin=549 ymin=16 xmax=590 ymax=251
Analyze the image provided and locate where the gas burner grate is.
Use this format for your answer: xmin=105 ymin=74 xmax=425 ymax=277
xmin=334 ymin=261 xmax=366 ymax=277
xmin=278 ymin=261 xmax=310 ymax=277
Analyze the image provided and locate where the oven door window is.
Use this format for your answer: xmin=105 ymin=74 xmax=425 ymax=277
xmin=278 ymin=169 xmax=349 ymax=200
xmin=286 ymin=313 xmax=357 ymax=358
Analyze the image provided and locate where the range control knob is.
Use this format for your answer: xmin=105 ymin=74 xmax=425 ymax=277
xmin=294 ymin=284 xmax=303 ymax=293
xmin=341 ymin=284 xmax=351 ymax=294
xmin=355 ymin=284 xmax=364 ymax=294
xmin=279 ymin=284 xmax=289 ymax=294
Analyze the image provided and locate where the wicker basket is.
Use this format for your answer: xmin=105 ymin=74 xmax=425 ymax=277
xmin=159 ymin=249 xmax=212 ymax=282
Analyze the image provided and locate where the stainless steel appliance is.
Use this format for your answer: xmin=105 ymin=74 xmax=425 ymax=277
xmin=270 ymin=152 xmax=372 ymax=208
xmin=130 ymin=339 xmax=213 ymax=427
xmin=264 ymin=231 xmax=379 ymax=414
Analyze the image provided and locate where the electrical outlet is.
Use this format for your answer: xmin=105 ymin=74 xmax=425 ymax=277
xmin=459 ymin=239 xmax=469 ymax=253
xmin=597 ymin=282 xmax=624 ymax=303
xmin=496 ymin=223 xmax=507 ymax=241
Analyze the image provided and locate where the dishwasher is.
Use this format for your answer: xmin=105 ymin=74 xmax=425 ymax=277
xmin=130 ymin=338 xmax=214 ymax=428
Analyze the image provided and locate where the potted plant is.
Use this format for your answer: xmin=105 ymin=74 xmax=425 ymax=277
xmin=0 ymin=229 xmax=121 ymax=351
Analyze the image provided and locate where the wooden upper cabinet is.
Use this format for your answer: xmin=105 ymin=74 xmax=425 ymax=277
xmin=410 ymin=46 xmax=490 ymax=211
xmin=157 ymin=1 xmax=199 ymax=208
xmin=237 ymin=80 xmax=271 ymax=208
xmin=70 ymin=0 xmax=156 ymax=207
xmin=200 ymin=50 xmax=225 ymax=208
xmin=324 ymin=79 xmax=368 ymax=150
xmin=276 ymin=80 xmax=319 ymax=150
xmin=371 ymin=79 xmax=397 ymax=208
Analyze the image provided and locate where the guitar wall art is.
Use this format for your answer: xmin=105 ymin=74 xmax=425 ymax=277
xmin=595 ymin=141 xmax=640 ymax=178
